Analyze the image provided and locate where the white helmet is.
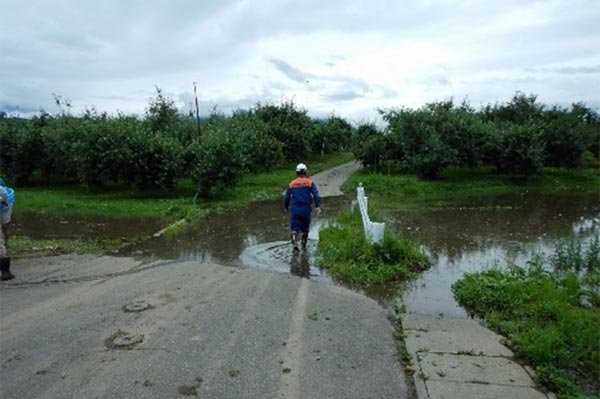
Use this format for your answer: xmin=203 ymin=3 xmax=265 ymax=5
xmin=295 ymin=163 xmax=307 ymax=174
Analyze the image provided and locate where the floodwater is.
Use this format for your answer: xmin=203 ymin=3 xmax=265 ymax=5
xmin=11 ymin=211 xmax=164 ymax=240
xmin=122 ymin=196 xmax=348 ymax=283
xmin=389 ymin=193 xmax=600 ymax=317
xmin=12 ymin=192 xmax=600 ymax=318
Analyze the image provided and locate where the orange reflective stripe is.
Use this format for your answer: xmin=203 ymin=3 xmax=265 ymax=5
xmin=289 ymin=177 xmax=313 ymax=188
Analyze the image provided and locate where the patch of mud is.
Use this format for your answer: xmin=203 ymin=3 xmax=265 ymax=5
xmin=178 ymin=377 xmax=203 ymax=396
xmin=122 ymin=301 xmax=153 ymax=313
xmin=105 ymin=330 xmax=145 ymax=350
xmin=177 ymin=385 xmax=198 ymax=396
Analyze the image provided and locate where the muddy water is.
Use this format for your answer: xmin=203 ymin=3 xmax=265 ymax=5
xmin=12 ymin=192 xmax=599 ymax=318
xmin=124 ymin=196 xmax=348 ymax=282
xmin=11 ymin=211 xmax=164 ymax=240
xmin=389 ymin=193 xmax=600 ymax=317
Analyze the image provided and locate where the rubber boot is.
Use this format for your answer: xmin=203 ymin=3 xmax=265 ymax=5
xmin=301 ymin=232 xmax=308 ymax=249
xmin=291 ymin=233 xmax=300 ymax=252
xmin=0 ymin=257 xmax=14 ymax=281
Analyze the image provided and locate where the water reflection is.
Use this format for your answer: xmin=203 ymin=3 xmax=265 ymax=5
xmin=393 ymin=193 xmax=600 ymax=318
xmin=290 ymin=251 xmax=311 ymax=278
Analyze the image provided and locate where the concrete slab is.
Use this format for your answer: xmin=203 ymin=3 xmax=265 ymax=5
xmin=402 ymin=314 xmax=512 ymax=357
xmin=418 ymin=352 xmax=534 ymax=386
xmin=424 ymin=380 xmax=548 ymax=399
xmin=402 ymin=314 xmax=553 ymax=399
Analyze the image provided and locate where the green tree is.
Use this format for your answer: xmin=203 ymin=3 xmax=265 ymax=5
xmin=145 ymin=87 xmax=180 ymax=135
xmin=253 ymin=101 xmax=313 ymax=161
xmin=484 ymin=122 xmax=544 ymax=174
xmin=312 ymin=115 xmax=353 ymax=155
xmin=383 ymin=109 xmax=456 ymax=178
xmin=352 ymin=123 xmax=386 ymax=168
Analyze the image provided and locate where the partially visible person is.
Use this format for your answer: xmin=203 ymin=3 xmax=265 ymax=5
xmin=0 ymin=180 xmax=15 ymax=281
xmin=284 ymin=163 xmax=321 ymax=252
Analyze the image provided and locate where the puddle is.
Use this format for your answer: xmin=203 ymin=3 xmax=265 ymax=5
xmin=239 ymin=241 xmax=331 ymax=283
xmin=122 ymin=197 xmax=349 ymax=280
xmin=12 ymin=211 xmax=163 ymax=240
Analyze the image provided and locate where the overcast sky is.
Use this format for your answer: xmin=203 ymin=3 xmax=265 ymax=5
xmin=1 ymin=0 xmax=599 ymax=122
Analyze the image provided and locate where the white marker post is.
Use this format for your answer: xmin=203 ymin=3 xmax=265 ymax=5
xmin=356 ymin=183 xmax=385 ymax=244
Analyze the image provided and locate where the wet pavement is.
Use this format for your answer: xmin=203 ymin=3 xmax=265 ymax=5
xmin=5 ymin=166 xmax=598 ymax=398
xmin=1 ymin=256 xmax=407 ymax=399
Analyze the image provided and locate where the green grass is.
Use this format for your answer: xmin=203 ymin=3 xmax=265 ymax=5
xmin=318 ymin=210 xmax=430 ymax=285
xmin=15 ymin=152 xmax=354 ymax=221
xmin=345 ymin=167 xmax=600 ymax=210
xmin=452 ymin=259 xmax=600 ymax=399
xmin=9 ymin=235 xmax=127 ymax=258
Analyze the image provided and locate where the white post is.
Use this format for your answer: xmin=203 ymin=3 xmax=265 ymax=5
xmin=356 ymin=183 xmax=385 ymax=244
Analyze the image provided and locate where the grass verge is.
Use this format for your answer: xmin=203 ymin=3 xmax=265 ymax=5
xmin=16 ymin=152 xmax=354 ymax=221
xmin=345 ymin=167 xmax=600 ymax=210
xmin=452 ymin=247 xmax=600 ymax=399
xmin=9 ymin=235 xmax=144 ymax=258
xmin=317 ymin=209 xmax=430 ymax=285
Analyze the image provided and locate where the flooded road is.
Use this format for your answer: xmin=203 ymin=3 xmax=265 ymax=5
xmin=12 ymin=191 xmax=599 ymax=318
xmin=123 ymin=196 xmax=349 ymax=283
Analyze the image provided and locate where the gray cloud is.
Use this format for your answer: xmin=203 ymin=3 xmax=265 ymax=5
xmin=324 ymin=90 xmax=363 ymax=102
xmin=269 ymin=58 xmax=312 ymax=83
xmin=1 ymin=0 xmax=599 ymax=119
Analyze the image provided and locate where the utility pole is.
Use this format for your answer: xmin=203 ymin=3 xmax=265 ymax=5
xmin=193 ymin=82 xmax=201 ymax=137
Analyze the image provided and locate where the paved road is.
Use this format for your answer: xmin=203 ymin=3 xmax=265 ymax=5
xmin=311 ymin=161 xmax=361 ymax=197
xmin=1 ymin=254 xmax=407 ymax=398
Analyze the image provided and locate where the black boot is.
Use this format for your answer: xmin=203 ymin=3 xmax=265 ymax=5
xmin=0 ymin=257 xmax=14 ymax=281
xmin=301 ymin=233 xmax=308 ymax=249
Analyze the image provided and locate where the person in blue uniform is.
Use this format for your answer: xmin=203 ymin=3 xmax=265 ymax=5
xmin=284 ymin=163 xmax=321 ymax=252
xmin=0 ymin=181 xmax=14 ymax=281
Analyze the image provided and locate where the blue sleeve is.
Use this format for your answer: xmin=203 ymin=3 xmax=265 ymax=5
xmin=284 ymin=186 xmax=291 ymax=210
xmin=311 ymin=183 xmax=320 ymax=208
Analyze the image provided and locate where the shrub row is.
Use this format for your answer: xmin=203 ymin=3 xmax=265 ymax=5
xmin=355 ymin=93 xmax=599 ymax=178
xmin=0 ymin=93 xmax=352 ymax=193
